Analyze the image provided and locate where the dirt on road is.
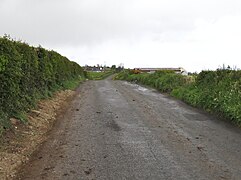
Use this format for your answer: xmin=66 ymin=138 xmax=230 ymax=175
xmin=14 ymin=78 xmax=241 ymax=180
xmin=0 ymin=90 xmax=75 ymax=179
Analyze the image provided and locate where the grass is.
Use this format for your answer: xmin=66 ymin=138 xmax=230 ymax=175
xmin=115 ymin=69 xmax=241 ymax=126
xmin=62 ymin=76 xmax=85 ymax=90
xmin=0 ymin=76 xmax=85 ymax=137
xmin=86 ymin=70 xmax=114 ymax=80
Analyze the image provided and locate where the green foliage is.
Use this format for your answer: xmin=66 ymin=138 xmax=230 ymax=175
xmin=172 ymin=70 xmax=241 ymax=125
xmin=86 ymin=70 xmax=114 ymax=80
xmin=62 ymin=76 xmax=85 ymax=90
xmin=155 ymin=73 xmax=186 ymax=93
xmin=115 ymin=69 xmax=241 ymax=125
xmin=111 ymin=65 xmax=116 ymax=70
xmin=0 ymin=36 xmax=85 ymax=134
xmin=115 ymin=70 xmax=188 ymax=93
xmin=113 ymin=69 xmax=132 ymax=80
xmin=0 ymin=112 xmax=9 ymax=136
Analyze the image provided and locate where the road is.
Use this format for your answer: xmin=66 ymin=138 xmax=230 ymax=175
xmin=16 ymin=77 xmax=241 ymax=180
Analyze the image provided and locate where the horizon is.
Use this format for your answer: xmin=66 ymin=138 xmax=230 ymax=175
xmin=2 ymin=34 xmax=240 ymax=73
xmin=1 ymin=0 xmax=241 ymax=72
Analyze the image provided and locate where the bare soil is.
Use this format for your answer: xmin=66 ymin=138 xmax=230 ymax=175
xmin=0 ymin=89 xmax=76 ymax=179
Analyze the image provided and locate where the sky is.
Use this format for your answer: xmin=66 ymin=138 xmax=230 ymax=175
xmin=0 ymin=0 xmax=241 ymax=72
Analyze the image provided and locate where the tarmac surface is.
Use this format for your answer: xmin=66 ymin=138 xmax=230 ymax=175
xmin=16 ymin=78 xmax=241 ymax=180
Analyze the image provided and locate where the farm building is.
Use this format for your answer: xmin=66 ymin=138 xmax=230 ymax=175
xmin=133 ymin=67 xmax=188 ymax=75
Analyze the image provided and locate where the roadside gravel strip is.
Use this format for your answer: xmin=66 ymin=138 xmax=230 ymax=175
xmin=16 ymin=78 xmax=241 ymax=180
xmin=0 ymin=90 xmax=75 ymax=179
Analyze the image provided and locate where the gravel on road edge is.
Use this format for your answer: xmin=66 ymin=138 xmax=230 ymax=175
xmin=0 ymin=89 xmax=77 ymax=179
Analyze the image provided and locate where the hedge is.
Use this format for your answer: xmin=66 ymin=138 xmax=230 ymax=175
xmin=115 ymin=69 xmax=241 ymax=125
xmin=0 ymin=36 xmax=85 ymax=133
xmin=172 ymin=70 xmax=241 ymax=124
xmin=115 ymin=70 xmax=190 ymax=93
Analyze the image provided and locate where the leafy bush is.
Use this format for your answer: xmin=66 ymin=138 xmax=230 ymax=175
xmin=0 ymin=36 xmax=85 ymax=133
xmin=115 ymin=70 xmax=188 ymax=93
xmin=115 ymin=69 xmax=241 ymax=125
xmin=173 ymin=70 xmax=241 ymax=124
xmin=113 ymin=69 xmax=132 ymax=80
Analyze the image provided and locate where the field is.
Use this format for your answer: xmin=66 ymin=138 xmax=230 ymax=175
xmin=86 ymin=70 xmax=114 ymax=80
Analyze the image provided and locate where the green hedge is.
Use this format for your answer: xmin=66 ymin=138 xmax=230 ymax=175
xmin=172 ymin=70 xmax=241 ymax=124
xmin=115 ymin=69 xmax=241 ymax=125
xmin=115 ymin=70 xmax=189 ymax=93
xmin=0 ymin=36 xmax=85 ymax=133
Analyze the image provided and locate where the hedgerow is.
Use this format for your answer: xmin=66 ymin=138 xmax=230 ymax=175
xmin=115 ymin=69 xmax=241 ymax=125
xmin=172 ymin=70 xmax=241 ymax=124
xmin=115 ymin=70 xmax=189 ymax=93
xmin=0 ymin=36 xmax=85 ymax=133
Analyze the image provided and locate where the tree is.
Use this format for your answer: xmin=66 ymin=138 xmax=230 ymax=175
xmin=111 ymin=65 xmax=116 ymax=70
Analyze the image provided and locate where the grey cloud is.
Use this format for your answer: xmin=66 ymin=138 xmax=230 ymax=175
xmin=0 ymin=0 xmax=241 ymax=47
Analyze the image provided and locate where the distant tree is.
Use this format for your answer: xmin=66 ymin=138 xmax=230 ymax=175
xmin=116 ymin=66 xmax=124 ymax=72
xmin=111 ymin=65 xmax=116 ymax=70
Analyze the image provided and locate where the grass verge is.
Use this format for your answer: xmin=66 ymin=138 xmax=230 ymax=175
xmin=86 ymin=70 xmax=114 ymax=80
xmin=115 ymin=69 xmax=241 ymax=126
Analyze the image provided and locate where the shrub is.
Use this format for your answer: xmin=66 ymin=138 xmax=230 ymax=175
xmin=0 ymin=36 xmax=85 ymax=133
xmin=173 ymin=70 xmax=241 ymax=124
xmin=115 ymin=68 xmax=241 ymax=125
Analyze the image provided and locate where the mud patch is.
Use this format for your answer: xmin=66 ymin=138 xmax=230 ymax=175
xmin=107 ymin=119 xmax=121 ymax=132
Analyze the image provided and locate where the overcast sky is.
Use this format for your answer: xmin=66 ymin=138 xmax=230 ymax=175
xmin=1 ymin=0 xmax=241 ymax=72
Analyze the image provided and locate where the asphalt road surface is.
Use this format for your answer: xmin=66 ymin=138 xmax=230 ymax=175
xmin=16 ymin=77 xmax=241 ymax=180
